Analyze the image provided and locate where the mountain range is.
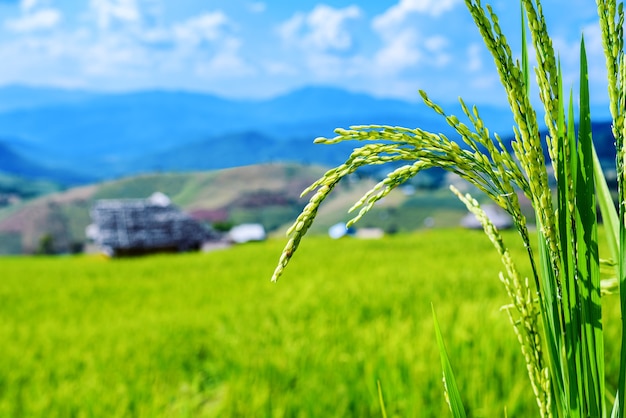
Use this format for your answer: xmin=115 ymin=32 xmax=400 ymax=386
xmin=0 ymin=84 xmax=523 ymax=184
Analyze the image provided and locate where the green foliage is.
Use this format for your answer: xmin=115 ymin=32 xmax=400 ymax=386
xmin=6 ymin=232 xmax=620 ymax=417
xmin=36 ymin=233 xmax=55 ymax=255
xmin=210 ymin=220 xmax=234 ymax=232
xmin=432 ymin=307 xmax=467 ymax=418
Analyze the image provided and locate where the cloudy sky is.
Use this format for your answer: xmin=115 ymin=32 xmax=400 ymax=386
xmin=0 ymin=0 xmax=611 ymax=107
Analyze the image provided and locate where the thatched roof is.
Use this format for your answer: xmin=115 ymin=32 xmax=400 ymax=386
xmin=88 ymin=192 xmax=216 ymax=256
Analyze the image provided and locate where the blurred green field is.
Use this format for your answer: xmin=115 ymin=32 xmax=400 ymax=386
xmin=0 ymin=229 xmax=621 ymax=417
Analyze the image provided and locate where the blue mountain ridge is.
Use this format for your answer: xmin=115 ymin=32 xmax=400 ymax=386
xmin=0 ymin=140 xmax=95 ymax=184
xmin=0 ymin=84 xmax=612 ymax=184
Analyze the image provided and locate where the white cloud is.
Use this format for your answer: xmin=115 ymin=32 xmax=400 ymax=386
xmin=368 ymin=0 xmax=462 ymax=79
xmin=81 ymin=35 xmax=143 ymax=76
xmin=424 ymin=36 xmax=447 ymax=52
xmin=86 ymin=1 xmax=252 ymax=78
xmin=273 ymin=5 xmax=367 ymax=86
xmin=247 ymin=2 xmax=266 ymax=14
xmin=373 ymin=29 xmax=421 ymax=74
xmin=424 ymin=35 xmax=451 ymax=67
xmin=278 ymin=4 xmax=362 ymax=52
xmin=20 ymin=0 xmax=38 ymax=12
xmin=152 ymin=12 xmax=252 ymax=78
xmin=5 ymin=7 xmax=61 ymax=32
xmin=373 ymin=0 xmax=462 ymax=34
xmin=306 ymin=5 xmax=361 ymax=50
xmin=173 ymin=12 xmax=231 ymax=45
xmin=262 ymin=60 xmax=297 ymax=76
xmin=196 ymin=38 xmax=253 ymax=77
xmin=90 ymin=0 xmax=141 ymax=30
xmin=277 ymin=13 xmax=303 ymax=43
xmin=467 ymin=43 xmax=482 ymax=72
xmin=0 ymin=1 xmax=253 ymax=90
xmin=370 ymin=29 xmax=451 ymax=75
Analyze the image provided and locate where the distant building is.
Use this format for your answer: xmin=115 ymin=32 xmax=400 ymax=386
xmin=228 ymin=223 xmax=266 ymax=244
xmin=87 ymin=192 xmax=217 ymax=256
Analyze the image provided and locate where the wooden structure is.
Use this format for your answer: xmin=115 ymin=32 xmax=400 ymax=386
xmin=88 ymin=193 xmax=215 ymax=256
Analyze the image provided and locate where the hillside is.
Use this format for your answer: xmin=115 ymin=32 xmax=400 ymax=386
xmin=0 ymin=163 xmax=472 ymax=255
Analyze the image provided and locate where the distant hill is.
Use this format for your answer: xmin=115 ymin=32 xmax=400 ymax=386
xmin=0 ymin=85 xmax=101 ymax=112
xmin=0 ymin=140 xmax=93 ymax=185
xmin=0 ymin=163 xmax=470 ymax=255
xmin=133 ymin=131 xmax=360 ymax=173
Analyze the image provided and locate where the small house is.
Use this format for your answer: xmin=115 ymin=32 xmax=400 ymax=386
xmin=87 ymin=192 xmax=217 ymax=256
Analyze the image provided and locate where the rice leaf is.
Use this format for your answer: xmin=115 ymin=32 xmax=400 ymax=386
xmin=618 ymin=222 xmax=626 ymax=418
xmin=566 ymin=89 xmax=585 ymax=415
xmin=593 ymin=145 xmax=620 ymax=265
xmin=432 ymin=305 xmax=466 ymax=418
xmin=618 ymin=50 xmax=626 ymax=415
xmin=537 ymin=224 xmax=568 ymax=414
xmin=575 ymin=35 xmax=605 ymax=415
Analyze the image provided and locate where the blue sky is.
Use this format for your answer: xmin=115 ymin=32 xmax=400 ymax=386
xmin=0 ymin=0 xmax=610 ymax=107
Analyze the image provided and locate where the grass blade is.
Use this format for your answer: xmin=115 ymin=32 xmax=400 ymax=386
xmin=432 ymin=305 xmax=467 ymax=418
xmin=618 ymin=170 xmax=626 ymax=418
xmin=536 ymin=225 xmax=568 ymax=414
xmin=593 ymin=145 xmax=620 ymax=265
xmin=377 ymin=380 xmax=388 ymax=418
xmin=521 ymin=2 xmax=530 ymax=97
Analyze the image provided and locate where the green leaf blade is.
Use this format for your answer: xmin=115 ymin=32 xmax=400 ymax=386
xmin=576 ymin=35 xmax=605 ymax=416
xmin=432 ymin=305 xmax=467 ymax=418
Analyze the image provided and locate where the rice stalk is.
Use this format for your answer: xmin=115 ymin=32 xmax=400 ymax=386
xmin=271 ymin=0 xmax=626 ymax=416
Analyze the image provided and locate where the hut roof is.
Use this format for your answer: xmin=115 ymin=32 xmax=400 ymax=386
xmin=88 ymin=193 xmax=216 ymax=255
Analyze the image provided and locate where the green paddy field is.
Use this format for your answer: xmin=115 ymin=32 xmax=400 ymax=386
xmin=1 ymin=229 xmax=621 ymax=417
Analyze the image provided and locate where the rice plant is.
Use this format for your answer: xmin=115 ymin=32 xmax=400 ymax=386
xmin=272 ymin=0 xmax=626 ymax=416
